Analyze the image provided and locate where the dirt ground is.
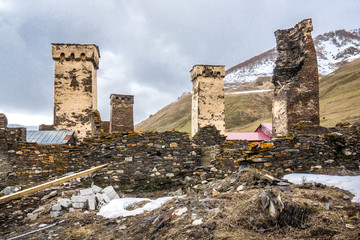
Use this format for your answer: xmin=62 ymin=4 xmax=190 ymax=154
xmin=1 ymin=168 xmax=359 ymax=240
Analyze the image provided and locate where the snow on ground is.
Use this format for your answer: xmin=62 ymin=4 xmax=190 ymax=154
xmin=284 ymin=174 xmax=360 ymax=203
xmin=98 ymin=197 xmax=173 ymax=218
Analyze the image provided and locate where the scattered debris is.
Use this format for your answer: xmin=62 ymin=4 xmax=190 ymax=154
xmin=50 ymin=185 xmax=120 ymax=217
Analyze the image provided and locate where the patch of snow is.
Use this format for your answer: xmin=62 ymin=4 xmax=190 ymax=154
xmin=98 ymin=197 xmax=173 ymax=218
xmin=284 ymin=174 xmax=360 ymax=203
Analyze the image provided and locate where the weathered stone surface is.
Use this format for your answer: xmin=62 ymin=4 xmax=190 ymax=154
xmin=191 ymin=65 xmax=225 ymax=137
xmin=51 ymin=204 xmax=62 ymax=211
xmin=50 ymin=210 xmax=64 ymax=218
xmin=0 ymin=113 xmax=7 ymax=128
xmin=110 ymin=94 xmax=134 ymax=133
xmin=52 ymin=43 xmax=100 ymax=140
xmin=58 ymin=198 xmax=72 ymax=208
xmin=272 ymin=19 xmax=319 ymax=137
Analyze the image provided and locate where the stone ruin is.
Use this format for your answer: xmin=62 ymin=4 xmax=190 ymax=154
xmin=110 ymin=94 xmax=134 ymax=133
xmin=52 ymin=43 xmax=100 ymax=140
xmin=0 ymin=19 xmax=359 ymax=195
xmin=0 ymin=113 xmax=7 ymax=128
xmin=272 ymin=19 xmax=320 ymax=137
xmin=51 ymin=44 xmax=135 ymax=139
xmin=190 ymin=65 xmax=225 ymax=137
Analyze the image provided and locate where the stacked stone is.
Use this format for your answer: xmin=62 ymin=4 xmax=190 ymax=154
xmin=0 ymin=113 xmax=7 ymax=129
xmin=85 ymin=131 xmax=201 ymax=191
xmin=192 ymin=125 xmax=226 ymax=146
xmin=50 ymin=185 xmax=120 ymax=217
xmin=1 ymin=121 xmax=360 ymax=191
xmin=272 ymin=18 xmax=320 ymax=137
xmin=215 ymin=129 xmax=360 ymax=177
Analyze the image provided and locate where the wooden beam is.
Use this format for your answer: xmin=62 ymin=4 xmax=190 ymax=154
xmin=0 ymin=164 xmax=108 ymax=204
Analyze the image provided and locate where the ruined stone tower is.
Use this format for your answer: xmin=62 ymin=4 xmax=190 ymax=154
xmin=52 ymin=43 xmax=100 ymax=140
xmin=191 ymin=65 xmax=225 ymax=137
xmin=272 ymin=19 xmax=319 ymax=137
xmin=110 ymin=94 xmax=134 ymax=133
xmin=0 ymin=113 xmax=7 ymax=128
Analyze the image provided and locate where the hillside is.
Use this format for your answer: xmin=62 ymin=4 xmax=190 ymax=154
xmin=319 ymin=57 xmax=360 ymax=126
xmin=136 ymin=58 xmax=360 ymax=132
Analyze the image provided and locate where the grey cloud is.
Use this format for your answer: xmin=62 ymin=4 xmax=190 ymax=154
xmin=0 ymin=0 xmax=359 ymax=125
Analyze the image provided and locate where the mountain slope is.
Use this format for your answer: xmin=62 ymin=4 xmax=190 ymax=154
xmin=224 ymin=28 xmax=360 ymax=88
xmin=136 ymin=58 xmax=360 ymax=132
xmin=319 ymin=57 xmax=360 ymax=126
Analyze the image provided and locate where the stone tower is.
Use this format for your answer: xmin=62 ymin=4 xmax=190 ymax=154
xmin=0 ymin=113 xmax=7 ymax=128
xmin=272 ymin=19 xmax=319 ymax=137
xmin=190 ymin=65 xmax=225 ymax=137
xmin=52 ymin=43 xmax=100 ymax=140
xmin=110 ymin=94 xmax=134 ymax=133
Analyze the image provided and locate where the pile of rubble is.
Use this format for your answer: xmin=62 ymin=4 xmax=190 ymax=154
xmin=50 ymin=184 xmax=119 ymax=217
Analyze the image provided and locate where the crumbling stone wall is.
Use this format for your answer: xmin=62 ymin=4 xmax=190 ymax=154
xmin=110 ymin=94 xmax=134 ymax=133
xmin=272 ymin=19 xmax=320 ymax=137
xmin=52 ymin=44 xmax=100 ymax=140
xmin=191 ymin=65 xmax=225 ymax=137
xmin=0 ymin=113 xmax=7 ymax=129
xmin=0 ymin=123 xmax=359 ymax=191
xmin=213 ymin=122 xmax=360 ymax=178
xmin=0 ymin=129 xmax=201 ymax=191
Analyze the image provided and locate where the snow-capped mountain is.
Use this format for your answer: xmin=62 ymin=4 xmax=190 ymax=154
xmin=225 ymin=28 xmax=360 ymax=85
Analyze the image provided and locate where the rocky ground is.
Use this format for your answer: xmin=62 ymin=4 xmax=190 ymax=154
xmin=1 ymin=168 xmax=359 ymax=240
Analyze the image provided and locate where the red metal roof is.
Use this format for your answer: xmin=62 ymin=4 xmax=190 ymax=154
xmin=225 ymin=123 xmax=272 ymax=141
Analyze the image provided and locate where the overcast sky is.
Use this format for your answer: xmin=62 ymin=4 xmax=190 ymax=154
xmin=0 ymin=0 xmax=359 ymax=126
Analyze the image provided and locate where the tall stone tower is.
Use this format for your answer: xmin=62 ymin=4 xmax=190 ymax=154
xmin=110 ymin=94 xmax=134 ymax=133
xmin=0 ymin=113 xmax=7 ymax=128
xmin=272 ymin=19 xmax=319 ymax=137
xmin=190 ymin=65 xmax=225 ymax=137
xmin=52 ymin=43 xmax=100 ymax=140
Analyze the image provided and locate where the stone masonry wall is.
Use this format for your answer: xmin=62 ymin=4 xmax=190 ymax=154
xmin=213 ymin=122 xmax=360 ymax=178
xmin=0 ymin=129 xmax=200 ymax=191
xmin=110 ymin=94 xmax=134 ymax=133
xmin=0 ymin=123 xmax=359 ymax=192
xmin=0 ymin=113 xmax=7 ymax=128
xmin=272 ymin=19 xmax=320 ymax=137
xmin=191 ymin=65 xmax=225 ymax=137
xmin=52 ymin=44 xmax=100 ymax=140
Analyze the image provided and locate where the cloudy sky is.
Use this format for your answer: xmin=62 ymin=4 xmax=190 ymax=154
xmin=0 ymin=0 xmax=359 ymax=126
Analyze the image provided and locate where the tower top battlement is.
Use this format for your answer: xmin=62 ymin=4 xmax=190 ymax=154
xmin=110 ymin=94 xmax=134 ymax=104
xmin=190 ymin=65 xmax=225 ymax=82
xmin=51 ymin=43 xmax=100 ymax=69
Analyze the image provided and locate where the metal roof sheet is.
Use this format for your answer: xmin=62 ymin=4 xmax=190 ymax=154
xmin=225 ymin=123 xmax=273 ymax=141
xmin=26 ymin=130 xmax=74 ymax=145
xmin=225 ymin=132 xmax=271 ymax=141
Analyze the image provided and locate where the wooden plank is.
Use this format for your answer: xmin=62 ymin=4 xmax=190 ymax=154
xmin=0 ymin=164 xmax=108 ymax=204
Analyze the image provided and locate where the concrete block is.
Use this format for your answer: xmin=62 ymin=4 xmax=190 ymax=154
xmin=87 ymin=196 xmax=96 ymax=210
xmin=106 ymin=191 xmax=117 ymax=200
xmin=102 ymin=186 xmax=115 ymax=195
xmin=80 ymin=188 xmax=94 ymax=196
xmin=71 ymin=195 xmax=88 ymax=203
xmin=102 ymin=193 xmax=111 ymax=203
xmin=96 ymin=193 xmax=104 ymax=202
xmin=72 ymin=202 xmax=86 ymax=209
xmin=58 ymin=198 xmax=72 ymax=208
xmin=50 ymin=210 xmax=64 ymax=218
xmin=112 ymin=194 xmax=120 ymax=200
xmin=52 ymin=204 xmax=62 ymax=211
xmin=91 ymin=185 xmax=102 ymax=193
